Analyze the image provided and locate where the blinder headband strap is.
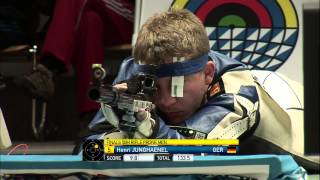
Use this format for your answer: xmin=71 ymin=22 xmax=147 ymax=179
xmin=136 ymin=53 xmax=209 ymax=78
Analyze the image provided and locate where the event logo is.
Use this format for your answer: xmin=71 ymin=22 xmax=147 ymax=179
xmin=172 ymin=0 xmax=299 ymax=71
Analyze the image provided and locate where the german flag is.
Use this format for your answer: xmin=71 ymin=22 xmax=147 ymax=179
xmin=227 ymin=146 xmax=237 ymax=154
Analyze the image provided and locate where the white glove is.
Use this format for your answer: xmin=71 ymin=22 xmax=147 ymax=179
xmin=133 ymin=109 xmax=157 ymax=138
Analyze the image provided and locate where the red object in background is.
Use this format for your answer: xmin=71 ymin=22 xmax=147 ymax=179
xmin=41 ymin=0 xmax=134 ymax=113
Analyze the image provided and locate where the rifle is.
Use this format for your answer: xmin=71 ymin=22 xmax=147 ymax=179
xmin=88 ymin=64 xmax=157 ymax=138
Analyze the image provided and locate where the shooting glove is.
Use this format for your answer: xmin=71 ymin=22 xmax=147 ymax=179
xmin=101 ymin=104 xmax=159 ymax=139
xmin=133 ymin=109 xmax=159 ymax=138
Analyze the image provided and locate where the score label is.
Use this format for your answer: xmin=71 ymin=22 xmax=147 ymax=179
xmin=155 ymin=154 xmax=172 ymax=161
xmin=105 ymin=155 xmax=122 ymax=161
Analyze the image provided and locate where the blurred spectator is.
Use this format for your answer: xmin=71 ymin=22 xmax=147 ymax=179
xmin=15 ymin=0 xmax=134 ymax=136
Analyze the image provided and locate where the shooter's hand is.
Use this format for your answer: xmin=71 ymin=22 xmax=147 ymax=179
xmin=134 ymin=109 xmax=158 ymax=138
xmin=103 ymin=109 xmax=158 ymax=139
xmin=112 ymin=83 xmax=127 ymax=92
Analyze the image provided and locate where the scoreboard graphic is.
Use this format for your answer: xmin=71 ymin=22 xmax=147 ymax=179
xmin=83 ymin=139 xmax=239 ymax=161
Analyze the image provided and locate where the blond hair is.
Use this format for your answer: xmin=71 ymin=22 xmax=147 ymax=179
xmin=133 ymin=9 xmax=210 ymax=65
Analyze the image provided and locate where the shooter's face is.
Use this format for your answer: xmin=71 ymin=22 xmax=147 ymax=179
xmin=154 ymin=62 xmax=214 ymax=125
